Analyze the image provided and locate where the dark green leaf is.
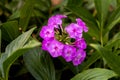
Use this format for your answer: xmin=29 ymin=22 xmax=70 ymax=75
xmin=104 ymin=6 xmax=120 ymax=36
xmin=19 ymin=0 xmax=35 ymax=31
xmin=6 ymin=0 xmax=24 ymax=12
xmin=90 ymin=44 xmax=120 ymax=76
xmin=14 ymin=66 xmax=28 ymax=77
xmin=57 ymin=57 xmax=78 ymax=74
xmin=33 ymin=9 xmax=46 ymax=19
xmin=9 ymin=10 xmax=20 ymax=20
xmin=1 ymin=20 xmax=20 ymax=41
xmin=78 ymin=52 xmax=101 ymax=71
xmin=71 ymin=68 xmax=117 ymax=80
xmin=23 ymin=47 xmax=55 ymax=80
xmin=94 ymin=0 xmax=111 ymax=27
xmin=67 ymin=0 xmax=83 ymax=7
xmin=0 ymin=2 xmax=11 ymax=14
xmin=34 ymin=0 xmax=50 ymax=12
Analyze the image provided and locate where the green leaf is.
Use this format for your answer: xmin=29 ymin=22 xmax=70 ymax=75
xmin=117 ymin=0 xmax=120 ymax=6
xmin=0 ymin=29 xmax=1 ymax=53
xmin=34 ymin=0 xmax=50 ymax=12
xmin=67 ymin=0 xmax=83 ymax=7
xmin=111 ymin=0 xmax=117 ymax=9
xmin=33 ymin=8 xmax=46 ymax=19
xmin=105 ymin=32 xmax=120 ymax=50
xmin=94 ymin=0 xmax=111 ymax=27
xmin=9 ymin=10 xmax=20 ymax=20
xmin=19 ymin=0 xmax=35 ymax=31
xmin=3 ymin=39 xmax=40 ymax=80
xmin=90 ymin=44 xmax=120 ymax=76
xmin=104 ymin=6 xmax=120 ymax=36
xmin=78 ymin=52 xmax=101 ymax=71
xmin=84 ymin=0 xmax=95 ymax=9
xmin=1 ymin=21 xmax=20 ymax=41
xmin=71 ymin=68 xmax=117 ymax=80
xmin=0 ymin=27 xmax=39 ymax=79
xmin=4 ymin=27 xmax=35 ymax=57
xmin=23 ymin=47 xmax=55 ymax=80
xmin=66 ymin=2 xmax=99 ymax=40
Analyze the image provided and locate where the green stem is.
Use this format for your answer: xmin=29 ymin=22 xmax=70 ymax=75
xmin=100 ymin=23 xmax=103 ymax=47
xmin=100 ymin=29 xmax=103 ymax=46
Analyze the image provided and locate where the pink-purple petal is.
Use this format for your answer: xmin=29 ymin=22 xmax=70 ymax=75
xmin=65 ymin=23 xmax=83 ymax=39
xmin=48 ymin=14 xmax=67 ymax=28
xmin=72 ymin=49 xmax=86 ymax=66
xmin=42 ymin=38 xmax=54 ymax=50
xmin=74 ymin=38 xmax=87 ymax=49
xmin=48 ymin=39 xmax=64 ymax=57
xmin=76 ymin=18 xmax=88 ymax=32
xmin=62 ymin=45 xmax=76 ymax=62
xmin=40 ymin=26 xmax=54 ymax=39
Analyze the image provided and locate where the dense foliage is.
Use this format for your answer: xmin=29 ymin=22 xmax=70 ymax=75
xmin=0 ymin=0 xmax=120 ymax=80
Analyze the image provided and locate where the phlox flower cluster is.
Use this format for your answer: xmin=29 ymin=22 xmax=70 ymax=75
xmin=40 ymin=14 xmax=88 ymax=66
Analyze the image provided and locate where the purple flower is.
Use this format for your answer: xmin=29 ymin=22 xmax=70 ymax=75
xmin=40 ymin=26 xmax=54 ymax=39
xmin=48 ymin=14 xmax=67 ymax=28
xmin=39 ymin=14 xmax=88 ymax=66
xmin=65 ymin=23 xmax=83 ymax=39
xmin=62 ymin=45 xmax=76 ymax=62
xmin=42 ymin=38 xmax=54 ymax=50
xmin=48 ymin=39 xmax=64 ymax=57
xmin=74 ymin=38 xmax=87 ymax=49
xmin=76 ymin=18 xmax=88 ymax=32
xmin=72 ymin=49 xmax=86 ymax=66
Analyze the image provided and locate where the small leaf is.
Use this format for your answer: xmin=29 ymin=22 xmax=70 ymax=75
xmin=71 ymin=68 xmax=117 ymax=80
xmin=9 ymin=10 xmax=20 ymax=20
xmin=94 ymin=0 xmax=111 ymax=27
xmin=90 ymin=44 xmax=120 ymax=76
xmin=1 ymin=20 xmax=20 ymax=41
xmin=23 ymin=47 xmax=56 ymax=80
xmin=104 ymin=6 xmax=120 ymax=36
